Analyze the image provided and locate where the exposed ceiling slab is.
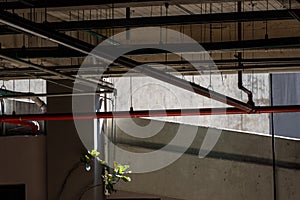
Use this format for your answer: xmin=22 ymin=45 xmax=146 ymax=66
xmin=0 ymin=9 xmax=298 ymax=35
xmin=0 ymin=0 xmax=299 ymax=82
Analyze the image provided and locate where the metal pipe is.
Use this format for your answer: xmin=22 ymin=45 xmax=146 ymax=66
xmin=0 ymin=88 xmax=47 ymax=113
xmin=238 ymin=70 xmax=255 ymax=107
xmin=0 ymin=11 xmax=114 ymax=91
xmin=31 ymin=96 xmax=47 ymax=113
xmin=2 ymin=63 xmax=300 ymax=79
xmin=2 ymin=41 xmax=300 ymax=59
xmin=289 ymin=10 xmax=300 ymax=22
xmin=0 ymin=91 xmax=112 ymax=99
xmin=236 ymin=2 xmax=255 ymax=108
xmin=2 ymin=46 xmax=300 ymax=62
xmin=0 ymin=54 xmax=114 ymax=91
xmin=102 ymin=37 xmax=300 ymax=54
xmin=0 ymin=105 xmax=299 ymax=121
xmin=116 ymin=56 xmax=254 ymax=112
xmin=0 ymin=10 xmax=253 ymax=112
xmin=126 ymin=7 xmax=130 ymax=40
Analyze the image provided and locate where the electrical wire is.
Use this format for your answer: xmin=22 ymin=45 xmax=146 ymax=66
xmin=165 ymin=3 xmax=169 ymax=69
xmin=265 ymin=0 xmax=269 ymax=40
xmin=129 ymin=76 xmax=133 ymax=111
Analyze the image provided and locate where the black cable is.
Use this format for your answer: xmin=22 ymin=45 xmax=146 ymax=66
xmin=58 ymin=161 xmax=83 ymax=200
xmin=78 ymin=183 xmax=103 ymax=200
xmin=265 ymin=0 xmax=269 ymax=39
xmin=270 ymin=74 xmax=277 ymax=200
xmin=0 ymin=99 xmax=5 ymax=135
xmin=44 ymin=0 xmax=48 ymax=22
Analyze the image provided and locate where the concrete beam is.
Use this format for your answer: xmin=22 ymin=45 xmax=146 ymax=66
xmin=1 ymin=37 xmax=299 ymax=58
xmin=0 ymin=10 xmax=298 ymax=35
xmin=0 ymin=0 xmax=262 ymax=10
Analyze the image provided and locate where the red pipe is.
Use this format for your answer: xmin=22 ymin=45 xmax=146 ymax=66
xmin=0 ymin=105 xmax=299 ymax=121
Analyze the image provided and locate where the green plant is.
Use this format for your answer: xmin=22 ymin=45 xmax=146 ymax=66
xmin=82 ymin=150 xmax=131 ymax=195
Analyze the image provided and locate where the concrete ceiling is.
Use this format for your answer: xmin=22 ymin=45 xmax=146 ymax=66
xmin=0 ymin=0 xmax=299 ymax=82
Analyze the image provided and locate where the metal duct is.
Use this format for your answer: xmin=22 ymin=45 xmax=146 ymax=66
xmin=0 ymin=88 xmax=47 ymax=113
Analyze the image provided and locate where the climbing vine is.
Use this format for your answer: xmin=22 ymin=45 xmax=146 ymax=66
xmin=81 ymin=150 xmax=131 ymax=195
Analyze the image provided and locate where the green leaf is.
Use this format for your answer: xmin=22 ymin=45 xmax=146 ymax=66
xmin=84 ymin=155 xmax=91 ymax=162
xmin=114 ymin=163 xmax=130 ymax=175
xmin=89 ymin=150 xmax=100 ymax=157
xmin=83 ymin=150 xmax=131 ymax=196
xmin=119 ymin=165 xmax=130 ymax=174
xmin=121 ymin=176 xmax=131 ymax=182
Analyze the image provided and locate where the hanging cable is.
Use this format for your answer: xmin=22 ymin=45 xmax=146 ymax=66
xmin=203 ymin=3 xmax=207 ymax=43
xmin=44 ymin=0 xmax=47 ymax=22
xmin=251 ymin=1 xmax=255 ymax=72
xmin=69 ymin=11 xmax=73 ymax=66
xmin=220 ymin=3 xmax=225 ymax=86
xmin=165 ymin=3 xmax=169 ymax=69
xmin=265 ymin=0 xmax=269 ymax=39
xmin=22 ymin=13 xmax=26 ymax=49
xmin=200 ymin=4 xmax=203 ymax=43
xmin=89 ymin=9 xmax=92 ymax=44
xmin=77 ymin=10 xmax=80 ymax=66
xmin=208 ymin=69 xmax=213 ymax=90
xmin=179 ymin=23 xmax=185 ymax=73
xmin=0 ymin=99 xmax=4 ymax=135
xmin=159 ymin=5 xmax=163 ymax=44
xmin=111 ymin=3 xmax=115 ymax=38
xmin=220 ymin=3 xmax=223 ymax=60
xmin=129 ymin=76 xmax=133 ymax=112
xmin=209 ymin=3 xmax=213 ymax=45
xmin=208 ymin=3 xmax=214 ymax=90
xmin=126 ymin=7 xmax=130 ymax=40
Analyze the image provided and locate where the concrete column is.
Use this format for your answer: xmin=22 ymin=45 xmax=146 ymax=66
xmin=46 ymin=80 xmax=105 ymax=200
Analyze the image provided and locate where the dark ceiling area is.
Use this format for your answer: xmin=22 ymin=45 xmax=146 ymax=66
xmin=0 ymin=0 xmax=299 ymax=83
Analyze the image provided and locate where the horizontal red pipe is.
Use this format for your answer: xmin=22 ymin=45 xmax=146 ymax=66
xmin=0 ymin=105 xmax=299 ymax=122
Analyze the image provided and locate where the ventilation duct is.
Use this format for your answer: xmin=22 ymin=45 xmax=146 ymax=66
xmin=0 ymin=88 xmax=47 ymax=113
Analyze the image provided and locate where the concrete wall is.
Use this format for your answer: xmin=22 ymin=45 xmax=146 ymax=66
xmin=0 ymin=136 xmax=47 ymax=200
xmin=46 ymin=80 xmax=105 ymax=200
xmin=111 ymin=73 xmax=270 ymax=135
xmin=109 ymin=118 xmax=300 ymax=200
